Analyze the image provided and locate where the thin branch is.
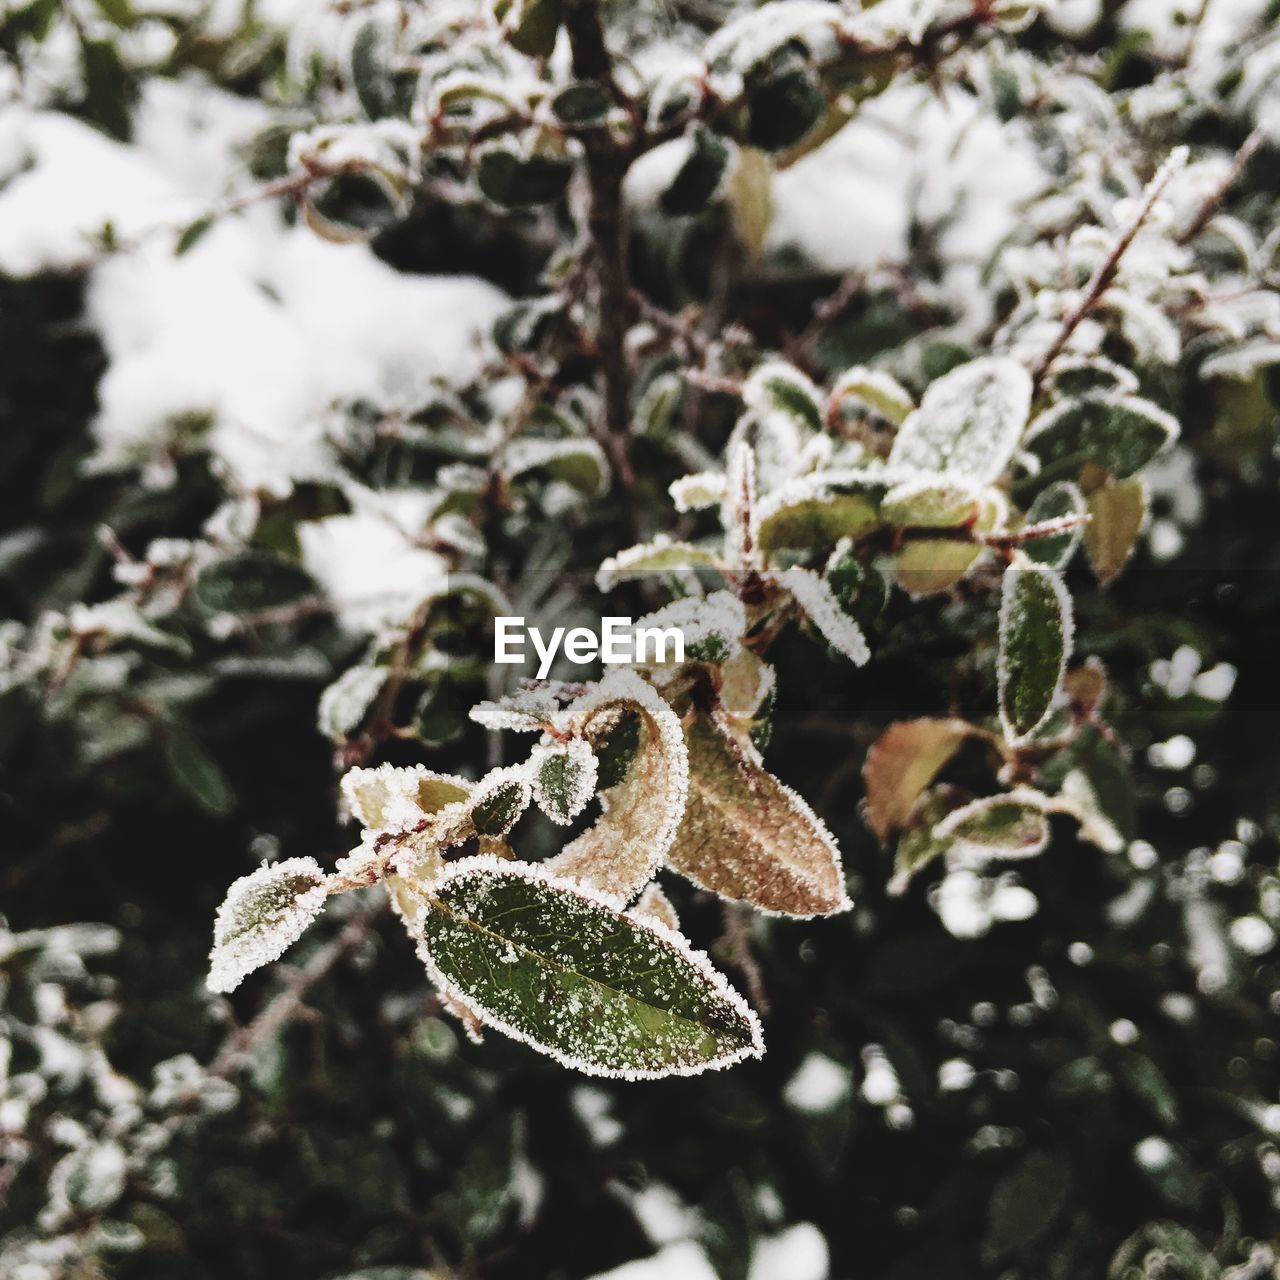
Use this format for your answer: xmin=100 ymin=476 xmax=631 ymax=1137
xmin=563 ymin=0 xmax=636 ymax=492
xmin=209 ymin=902 xmax=380 ymax=1078
xmin=1031 ymin=150 xmax=1186 ymax=391
xmin=1177 ymin=125 xmax=1266 ymax=246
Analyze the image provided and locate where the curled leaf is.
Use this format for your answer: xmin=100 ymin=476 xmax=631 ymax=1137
xmin=544 ymin=671 xmax=689 ymax=903
xmin=933 ymin=791 xmax=1052 ymax=862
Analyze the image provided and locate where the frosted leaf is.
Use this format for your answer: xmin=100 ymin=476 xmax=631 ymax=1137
xmin=1047 ymin=357 xmax=1140 ymax=399
xmin=597 ymin=536 xmax=722 ymax=592
xmin=1021 ymin=481 xmax=1086 ymax=570
xmin=630 ymin=883 xmax=680 ymax=932
xmin=318 ymin=665 xmax=387 ymax=742
xmin=545 ymin=670 xmax=689 ymax=902
xmin=1201 ymin=341 xmax=1280 ymax=382
xmin=1099 ymin=290 xmax=1182 ymax=366
xmin=668 ymin=714 xmax=850 ymax=917
xmin=716 ymin=648 xmax=776 ymax=723
xmin=470 ymin=686 xmax=562 ymax=733
xmin=887 ymin=357 xmax=1032 ymax=483
xmin=207 ymin=858 xmax=330 ymax=994
xmin=341 ymin=762 xmax=471 ymax=832
xmin=1084 ymin=476 xmax=1146 ymax=585
xmin=779 ymin=568 xmax=870 ymax=666
xmin=998 ymin=560 xmax=1074 ymax=745
xmin=504 ymin=437 xmax=610 ymax=497
xmin=530 ymin=739 xmax=599 ymax=826
xmin=862 ymin=718 xmax=976 ymax=841
xmin=880 ymin=476 xmax=994 ymax=529
xmin=1056 ymin=770 xmax=1124 ymax=854
xmin=468 ymin=766 xmax=533 ymax=836
xmin=705 ymin=2 xmax=840 ymax=90
xmin=723 ymin=441 xmax=760 ymax=566
xmin=755 ymin=482 xmax=881 ymax=556
xmin=49 ymin=1141 xmax=127 ymax=1216
xmin=934 ymin=790 xmax=1052 ymax=863
xmin=742 ymin=359 xmax=824 ymax=433
xmin=414 ymin=856 xmax=764 ymax=1079
xmin=830 ymin=366 xmax=914 ymax=425
xmin=670 ymin=471 xmax=728 ymax=512
xmin=633 ymin=591 xmax=747 ymax=665
xmin=1024 ymin=394 xmax=1179 ymax=480
xmin=67 ymin=600 xmax=189 ymax=655
xmin=892 ymin=485 xmax=1006 ymax=597
xmin=889 ymin=788 xmax=959 ymax=896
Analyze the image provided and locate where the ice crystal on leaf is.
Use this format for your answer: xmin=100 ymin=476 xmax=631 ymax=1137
xmin=998 ymin=559 xmax=1074 ymax=745
xmin=207 ymin=858 xmax=330 ymax=994
xmin=530 ymin=738 xmax=599 ymax=826
xmin=596 ymin=536 xmax=721 ymax=592
xmin=544 ymin=670 xmax=689 ymax=903
xmin=887 ymin=357 xmax=1032 ymax=484
xmin=779 ymin=569 xmax=870 ymax=667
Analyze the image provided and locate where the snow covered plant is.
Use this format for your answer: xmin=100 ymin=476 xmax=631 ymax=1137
xmin=9 ymin=0 xmax=1280 ymax=1268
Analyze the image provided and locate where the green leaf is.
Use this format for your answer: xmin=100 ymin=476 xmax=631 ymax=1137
xmin=318 ymin=665 xmax=388 ymax=742
xmin=998 ymin=561 xmax=1073 ymax=744
xmin=469 ymin=771 xmax=530 ymax=836
xmin=193 ymin=553 xmax=318 ymax=616
xmin=163 ymin=731 xmax=235 ymax=817
xmin=983 ymin=1149 xmax=1072 ymax=1264
xmin=889 ymin=789 xmax=957 ymax=896
xmin=81 ymin=39 xmax=132 ymax=142
xmin=1022 ymin=480 xmax=1085 ymax=569
xmin=1025 ymin=394 xmax=1178 ymax=480
xmin=91 ymin=0 xmax=134 ymax=26
xmin=933 ymin=792 xmax=1050 ymax=859
xmin=742 ymin=359 xmax=824 ymax=432
xmin=746 ymin=55 xmax=824 ymax=152
xmin=756 ymin=489 xmax=879 ymax=553
xmin=551 ymin=81 xmax=611 ymax=125
xmin=174 ymin=215 xmax=214 ymax=257
xmin=477 ymin=148 xmax=572 ymax=208
xmin=418 ymin=858 xmax=764 ymax=1078
xmin=661 ymin=126 xmax=731 ymax=216
xmin=498 ymin=0 xmax=561 ymax=58
xmin=888 ymin=356 xmax=1032 ymax=483
xmin=207 ymin=858 xmax=329 ymax=993
xmin=531 ymin=739 xmax=598 ymax=825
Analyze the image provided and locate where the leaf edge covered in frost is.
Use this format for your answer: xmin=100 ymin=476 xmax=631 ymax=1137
xmin=887 ymin=356 xmax=1032 ymax=484
xmin=207 ymin=857 xmax=330 ymax=994
xmin=414 ymin=855 xmax=765 ymax=1080
xmin=543 ymin=669 xmax=690 ymax=903
xmin=997 ymin=559 xmax=1075 ymax=746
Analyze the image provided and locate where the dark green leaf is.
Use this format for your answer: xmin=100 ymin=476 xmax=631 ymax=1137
xmin=998 ymin=562 xmax=1072 ymax=743
xmin=421 ymin=859 xmax=764 ymax=1077
xmin=661 ymin=127 xmax=731 ymax=216
xmin=983 ymin=1150 xmax=1072 ymax=1264
xmin=477 ymin=148 xmax=573 ymax=208
xmin=1025 ymin=394 xmax=1178 ymax=480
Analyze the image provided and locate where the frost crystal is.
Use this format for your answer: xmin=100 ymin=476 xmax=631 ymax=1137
xmin=887 ymin=357 xmax=1032 ymax=483
xmin=779 ymin=568 xmax=870 ymax=666
xmin=597 ymin=535 xmax=721 ymax=592
xmin=545 ymin=670 xmax=689 ymax=902
xmin=207 ymin=858 xmax=330 ymax=994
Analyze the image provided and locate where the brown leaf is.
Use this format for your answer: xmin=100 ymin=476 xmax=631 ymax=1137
xmin=630 ymin=883 xmax=680 ymax=932
xmin=544 ymin=671 xmax=688 ymax=904
xmin=863 ymin=718 xmax=975 ymax=842
xmin=667 ymin=715 xmax=849 ymax=917
xmin=1084 ymin=476 xmax=1146 ymax=585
